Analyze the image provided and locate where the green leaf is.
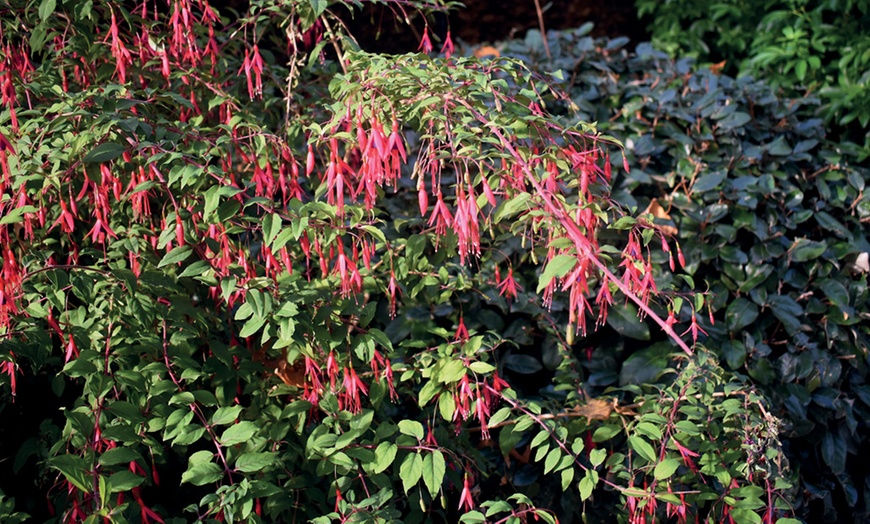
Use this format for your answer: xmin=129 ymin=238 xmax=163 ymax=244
xmin=327 ymin=451 xmax=355 ymax=469
xmin=106 ymin=471 xmax=144 ymax=493
xmin=790 ymin=238 xmax=826 ymax=262
xmin=560 ymin=467 xmax=575 ymax=491
xmin=537 ymin=254 xmax=577 ymax=293
xmin=578 ymin=474 xmax=594 ymax=501
xmin=692 ymin=170 xmax=726 ymax=192
xmin=238 ymin=315 xmax=266 ymax=338
xmin=468 ymin=361 xmax=495 ymax=374
xmin=99 ymin=447 xmax=141 ymax=466
xmin=589 ymin=448 xmax=606 ymax=467
xmin=717 ymin=111 xmax=752 ymax=131
xmin=181 ymin=461 xmax=222 ymax=486
xmin=372 ymin=442 xmax=398 ymax=474
xmin=619 ymin=343 xmax=669 ymax=385
xmin=212 ymin=406 xmax=243 ymax=426
xmin=488 ymin=407 xmax=512 ymax=428
xmin=220 ymin=421 xmax=258 ymax=446
xmin=48 ymin=455 xmax=92 ymax=493
xmin=83 ymin=142 xmax=126 ymax=163
xmin=821 ymin=430 xmax=846 ymax=474
xmin=421 ymin=450 xmax=446 ymax=498
xmin=399 ymin=452 xmax=423 ymax=494
xmin=178 ymin=259 xmax=210 ymax=278
xmin=158 ymin=245 xmax=192 ymax=268
xmin=535 ymin=509 xmax=558 ymax=524
xmin=627 ymin=435 xmax=657 ymax=462
xmin=592 ymin=424 xmax=621 ymax=443
xmin=729 ymin=507 xmax=762 ymax=524
xmin=271 ymin=227 xmax=296 ymax=251
xmin=543 ymin=448 xmax=561 ymax=474
xmin=438 ymin=393 xmax=456 ymax=422
xmin=635 ymin=422 xmax=663 ymax=440
xmin=438 ymin=359 xmax=467 ymax=383
xmin=398 ymin=420 xmax=424 ymax=440
xmin=726 ymin=298 xmax=759 ymax=333
xmin=264 ymin=213 xmax=282 ymax=248
xmin=309 ymin=0 xmax=327 ymax=17
xmin=38 ymin=0 xmax=56 ymax=21
xmin=169 ymin=391 xmax=195 ymax=405
xmin=0 ymin=206 xmax=38 ymax=226
xmin=235 ymin=452 xmax=277 ymax=473
xmin=653 ymin=458 xmax=680 ymax=480
xmin=459 ymin=511 xmax=486 ymax=524
xmin=819 ymin=278 xmax=849 ymax=308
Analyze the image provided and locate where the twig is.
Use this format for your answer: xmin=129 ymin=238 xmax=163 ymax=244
xmin=532 ymin=0 xmax=551 ymax=60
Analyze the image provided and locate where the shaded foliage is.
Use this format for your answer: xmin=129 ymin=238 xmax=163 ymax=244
xmin=636 ymin=0 xmax=870 ymax=156
xmin=503 ymin=24 xmax=870 ymax=522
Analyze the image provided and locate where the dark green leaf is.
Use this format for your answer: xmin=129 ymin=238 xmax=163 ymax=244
xmin=726 ymin=298 xmax=759 ymax=333
xmin=108 ymin=470 xmax=144 ymax=492
xmin=48 ymin=455 xmax=92 ymax=493
xmin=158 ymin=245 xmax=192 ymax=268
xmin=220 ymin=421 xmax=258 ymax=446
xmin=790 ymin=238 xmax=826 ymax=262
xmin=83 ymin=143 xmax=126 ymax=163
xmin=619 ymin=344 xmax=669 ymax=385
xmin=606 ymin=303 xmax=650 ymax=340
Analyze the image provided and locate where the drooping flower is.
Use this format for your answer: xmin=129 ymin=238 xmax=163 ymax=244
xmin=458 ymin=473 xmax=475 ymax=512
xmin=428 ymin=192 xmax=454 ymax=240
xmin=496 ymin=266 xmax=521 ymax=301
xmin=454 ymin=317 xmax=469 ymax=343
xmin=418 ymin=27 xmax=433 ymax=53
xmin=441 ymin=30 xmax=454 ymax=58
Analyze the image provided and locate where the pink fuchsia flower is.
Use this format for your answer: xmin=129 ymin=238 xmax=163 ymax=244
xmin=496 ymin=266 xmax=522 ymax=301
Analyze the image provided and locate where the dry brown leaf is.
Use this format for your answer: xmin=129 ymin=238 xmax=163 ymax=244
xmin=641 ymin=198 xmax=678 ymax=236
xmin=571 ymin=398 xmax=614 ymax=423
xmin=274 ymin=359 xmax=306 ymax=387
xmin=474 ymin=45 xmax=500 ymax=58
xmin=253 ymin=343 xmax=306 ymax=387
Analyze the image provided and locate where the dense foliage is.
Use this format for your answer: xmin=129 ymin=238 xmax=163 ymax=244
xmin=502 ymin=24 xmax=870 ymax=522
xmin=0 ymin=1 xmax=846 ymax=524
xmin=636 ymin=0 xmax=870 ymax=155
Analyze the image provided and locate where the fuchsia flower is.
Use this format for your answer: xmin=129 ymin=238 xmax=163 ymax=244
xmin=334 ymin=243 xmax=362 ymax=297
xmin=681 ymin=311 xmax=708 ymax=343
xmin=458 ymin=473 xmax=475 ymax=512
xmin=418 ymin=27 xmax=433 ymax=53
xmin=428 ymin=192 xmax=454 ymax=239
xmin=496 ymin=266 xmax=521 ymax=301
xmin=106 ymin=10 xmax=132 ymax=83
xmin=1 ymin=355 xmax=15 ymax=399
xmin=441 ymin=30 xmax=454 ymax=58
xmin=454 ymin=317 xmax=469 ymax=343
xmin=341 ymin=366 xmax=367 ymax=413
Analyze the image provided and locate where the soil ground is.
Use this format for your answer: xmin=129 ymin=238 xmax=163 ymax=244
xmin=346 ymin=0 xmax=648 ymax=53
